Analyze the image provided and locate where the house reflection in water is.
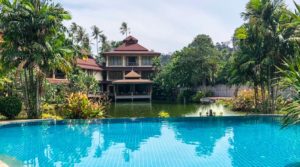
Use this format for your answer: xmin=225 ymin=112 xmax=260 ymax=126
xmin=0 ymin=119 xmax=235 ymax=166
xmin=95 ymin=120 xmax=162 ymax=162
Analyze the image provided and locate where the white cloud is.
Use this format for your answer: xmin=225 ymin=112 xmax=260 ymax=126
xmin=58 ymin=0 xmax=297 ymax=54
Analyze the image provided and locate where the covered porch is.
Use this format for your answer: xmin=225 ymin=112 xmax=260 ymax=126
xmin=112 ymin=70 xmax=153 ymax=101
xmin=112 ymin=81 xmax=153 ymax=101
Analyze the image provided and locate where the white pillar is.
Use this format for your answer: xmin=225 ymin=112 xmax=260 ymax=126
xmin=139 ymin=56 xmax=142 ymax=67
xmin=123 ymin=56 xmax=126 ymax=67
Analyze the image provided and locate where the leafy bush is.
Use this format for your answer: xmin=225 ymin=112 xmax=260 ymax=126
xmin=158 ymin=111 xmax=170 ymax=118
xmin=0 ymin=96 xmax=22 ymax=119
xmin=68 ymin=70 xmax=99 ymax=94
xmin=232 ymin=89 xmax=262 ymax=112
xmin=205 ymin=90 xmax=214 ymax=97
xmin=63 ymin=92 xmax=104 ymax=119
xmin=216 ymin=99 xmax=234 ymax=108
xmin=42 ymin=113 xmax=63 ymax=120
xmin=177 ymin=89 xmax=195 ymax=102
xmin=44 ymin=81 xmax=69 ymax=104
xmin=192 ymin=91 xmax=205 ymax=102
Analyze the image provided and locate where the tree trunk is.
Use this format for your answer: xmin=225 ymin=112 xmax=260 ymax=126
xmin=254 ymin=84 xmax=258 ymax=110
xmin=24 ymin=67 xmax=40 ymax=119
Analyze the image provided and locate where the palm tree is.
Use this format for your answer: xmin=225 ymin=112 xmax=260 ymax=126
xmin=82 ymin=34 xmax=91 ymax=52
xmin=236 ymin=0 xmax=295 ymax=112
xmin=69 ymin=22 xmax=78 ymax=43
xmin=91 ymin=25 xmax=102 ymax=55
xmin=76 ymin=26 xmax=85 ymax=45
xmin=120 ymin=22 xmax=130 ymax=36
xmin=99 ymin=34 xmax=110 ymax=53
xmin=0 ymin=0 xmax=73 ymax=118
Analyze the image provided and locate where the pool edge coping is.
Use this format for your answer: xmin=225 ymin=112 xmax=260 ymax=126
xmin=0 ymin=115 xmax=284 ymax=127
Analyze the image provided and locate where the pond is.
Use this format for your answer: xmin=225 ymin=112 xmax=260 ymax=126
xmin=106 ymin=102 xmax=244 ymax=118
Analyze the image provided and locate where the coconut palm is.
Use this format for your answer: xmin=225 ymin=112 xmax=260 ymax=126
xmin=234 ymin=0 xmax=296 ymax=112
xmin=91 ymin=25 xmax=102 ymax=56
xmin=0 ymin=0 xmax=73 ymax=118
xmin=69 ymin=22 xmax=78 ymax=43
xmin=76 ymin=26 xmax=85 ymax=45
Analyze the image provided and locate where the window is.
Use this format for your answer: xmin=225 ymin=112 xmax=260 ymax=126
xmin=127 ymin=56 xmax=138 ymax=66
xmin=142 ymin=56 xmax=153 ymax=66
xmin=55 ymin=70 xmax=66 ymax=79
xmin=109 ymin=71 xmax=123 ymax=80
xmin=108 ymin=56 xmax=122 ymax=66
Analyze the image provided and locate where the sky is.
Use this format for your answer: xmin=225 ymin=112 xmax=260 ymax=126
xmin=58 ymin=0 xmax=297 ymax=54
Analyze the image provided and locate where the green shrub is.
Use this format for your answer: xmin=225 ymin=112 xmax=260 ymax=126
xmin=158 ymin=110 xmax=170 ymax=118
xmin=44 ymin=81 xmax=69 ymax=104
xmin=216 ymin=99 xmax=234 ymax=108
xmin=192 ymin=91 xmax=205 ymax=102
xmin=232 ymin=89 xmax=262 ymax=112
xmin=205 ymin=90 xmax=214 ymax=97
xmin=0 ymin=96 xmax=22 ymax=119
xmin=177 ymin=89 xmax=195 ymax=102
xmin=63 ymin=92 xmax=105 ymax=119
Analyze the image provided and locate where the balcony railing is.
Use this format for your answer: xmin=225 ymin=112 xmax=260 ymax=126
xmin=127 ymin=62 xmax=138 ymax=66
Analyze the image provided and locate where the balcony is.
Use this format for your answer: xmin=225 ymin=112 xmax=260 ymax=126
xmin=127 ymin=62 xmax=138 ymax=66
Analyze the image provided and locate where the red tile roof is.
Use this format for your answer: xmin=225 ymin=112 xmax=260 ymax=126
xmin=104 ymin=36 xmax=160 ymax=56
xmin=115 ymin=43 xmax=148 ymax=51
xmin=104 ymin=51 xmax=160 ymax=55
xmin=76 ymin=58 xmax=102 ymax=71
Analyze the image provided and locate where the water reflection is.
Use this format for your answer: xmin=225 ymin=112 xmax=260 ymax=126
xmin=0 ymin=117 xmax=299 ymax=166
xmin=108 ymin=102 xmax=243 ymax=118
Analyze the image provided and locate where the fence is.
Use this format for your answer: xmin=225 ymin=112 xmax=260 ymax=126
xmin=197 ymin=85 xmax=250 ymax=97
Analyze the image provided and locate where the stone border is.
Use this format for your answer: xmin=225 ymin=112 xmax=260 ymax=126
xmin=0 ymin=119 xmax=52 ymax=125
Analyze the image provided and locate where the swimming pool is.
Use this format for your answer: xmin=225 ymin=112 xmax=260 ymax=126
xmin=0 ymin=116 xmax=299 ymax=167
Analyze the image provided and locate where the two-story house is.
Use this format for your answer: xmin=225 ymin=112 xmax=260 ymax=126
xmin=102 ymin=36 xmax=160 ymax=101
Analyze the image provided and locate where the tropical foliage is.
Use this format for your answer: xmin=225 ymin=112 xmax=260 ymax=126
xmin=63 ymin=92 xmax=104 ymax=119
xmin=68 ymin=69 xmax=99 ymax=95
xmin=0 ymin=0 xmax=73 ymax=118
xmin=279 ymin=57 xmax=300 ymax=126
xmin=0 ymin=96 xmax=22 ymax=119
xmin=153 ymin=35 xmax=221 ymax=100
xmin=231 ymin=0 xmax=299 ymax=113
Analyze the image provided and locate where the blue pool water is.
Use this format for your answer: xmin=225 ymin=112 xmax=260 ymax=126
xmin=0 ymin=117 xmax=300 ymax=167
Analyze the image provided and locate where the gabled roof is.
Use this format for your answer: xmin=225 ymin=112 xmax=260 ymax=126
xmin=104 ymin=36 xmax=160 ymax=56
xmin=115 ymin=36 xmax=148 ymax=51
xmin=125 ymin=70 xmax=141 ymax=79
xmin=76 ymin=58 xmax=102 ymax=71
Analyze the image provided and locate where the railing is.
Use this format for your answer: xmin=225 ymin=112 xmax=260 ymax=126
xmin=116 ymin=92 xmax=150 ymax=96
xmin=127 ymin=62 xmax=138 ymax=66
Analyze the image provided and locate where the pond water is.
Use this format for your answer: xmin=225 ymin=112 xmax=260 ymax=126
xmin=107 ymin=102 xmax=244 ymax=118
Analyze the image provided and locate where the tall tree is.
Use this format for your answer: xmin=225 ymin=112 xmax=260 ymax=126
xmin=69 ymin=22 xmax=78 ymax=43
xmin=91 ymin=25 xmax=102 ymax=56
xmin=233 ymin=0 xmax=297 ymax=112
xmin=0 ymin=0 xmax=73 ymax=118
